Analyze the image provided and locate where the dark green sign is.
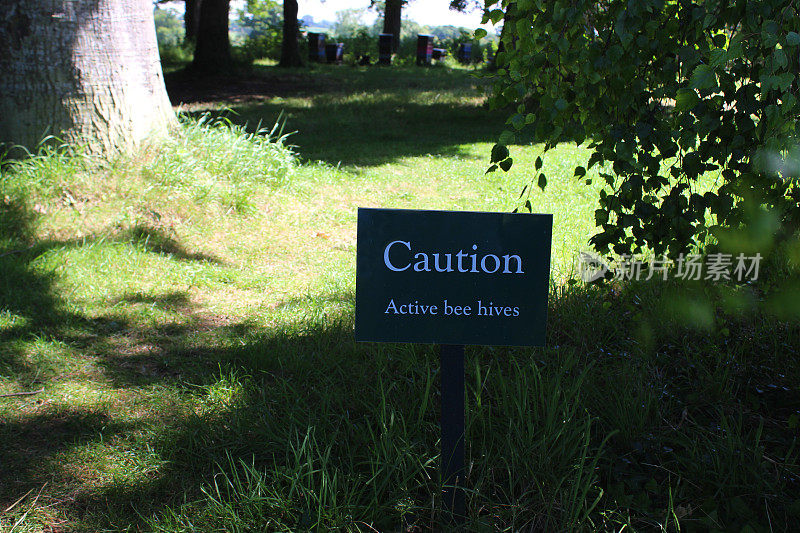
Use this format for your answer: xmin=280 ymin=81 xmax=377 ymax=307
xmin=355 ymin=208 xmax=552 ymax=346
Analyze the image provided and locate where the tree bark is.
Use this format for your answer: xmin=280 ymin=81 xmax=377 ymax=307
xmin=382 ymin=0 xmax=403 ymax=53
xmin=279 ymin=0 xmax=302 ymax=67
xmin=191 ymin=0 xmax=232 ymax=72
xmin=184 ymin=0 xmax=203 ymax=43
xmin=0 ymin=0 xmax=175 ymax=156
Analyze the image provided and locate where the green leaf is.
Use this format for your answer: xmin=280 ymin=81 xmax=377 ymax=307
xmin=483 ymin=0 xmax=797 ymax=257
xmin=709 ymin=48 xmax=727 ymax=68
xmin=727 ymin=34 xmax=744 ymax=59
xmin=537 ymin=172 xmax=547 ymax=190
xmin=485 ymin=164 xmax=498 ymax=174
xmin=488 ymin=9 xmax=505 ymax=24
xmin=490 ymin=144 xmax=509 ymax=163
xmin=776 ymin=73 xmax=794 ymax=91
xmin=498 ymin=157 xmax=513 ymax=172
xmin=675 ymin=88 xmax=700 ymax=111
xmin=535 ymin=156 xmax=543 ymax=170
xmin=782 ymin=93 xmax=797 ymax=114
xmin=607 ymin=44 xmax=623 ymax=62
xmin=764 ymin=73 xmax=795 ymax=92
xmin=773 ymin=48 xmax=788 ymax=69
xmin=510 ymin=113 xmax=525 ymax=130
xmin=498 ymin=130 xmax=516 ymax=145
xmin=689 ymin=64 xmax=716 ymax=90
xmin=788 ymin=499 xmax=800 ymax=517
xmin=474 ymin=28 xmax=488 ymax=40
xmin=516 ymin=19 xmax=531 ymax=38
xmin=762 ymin=20 xmax=780 ymax=47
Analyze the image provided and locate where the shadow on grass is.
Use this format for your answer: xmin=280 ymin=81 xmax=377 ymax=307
xmin=0 ymin=410 xmax=136 ymax=498
xmin=66 ymin=281 xmax=800 ymax=531
xmin=125 ymin=224 xmax=225 ymax=265
xmin=0 ymin=206 xmax=223 ymax=388
xmin=182 ymin=100 xmax=515 ymax=169
xmin=167 ymin=65 xmax=527 ymax=169
xmin=165 ymin=64 xmax=487 ymax=104
xmin=3 ymin=196 xmax=800 ymax=530
xmin=0 ymin=201 xmax=93 ymax=384
xmin=0 ymin=202 xmax=64 ymax=330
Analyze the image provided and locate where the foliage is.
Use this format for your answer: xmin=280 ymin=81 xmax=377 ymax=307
xmin=325 ymin=7 xmax=376 ymax=62
xmin=235 ymin=0 xmax=283 ymax=61
xmin=332 ymin=7 xmax=374 ymax=39
xmin=483 ymin=0 xmax=800 ymax=257
xmin=434 ymin=27 xmax=495 ymax=64
xmin=154 ymin=6 xmax=192 ymax=65
xmin=154 ymin=6 xmax=184 ymax=48
xmin=318 ymin=14 xmax=489 ymax=66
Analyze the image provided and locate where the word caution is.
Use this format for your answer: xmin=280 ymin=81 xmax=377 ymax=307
xmin=383 ymin=241 xmax=524 ymax=274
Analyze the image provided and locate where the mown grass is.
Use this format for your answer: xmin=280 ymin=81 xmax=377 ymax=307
xmin=1 ymin=65 xmax=799 ymax=532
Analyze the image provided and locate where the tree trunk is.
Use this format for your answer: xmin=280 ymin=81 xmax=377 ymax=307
xmin=184 ymin=0 xmax=203 ymax=43
xmin=0 ymin=0 xmax=176 ymax=157
xmin=382 ymin=0 xmax=402 ymax=53
xmin=191 ymin=0 xmax=232 ymax=72
xmin=279 ymin=0 xmax=302 ymax=67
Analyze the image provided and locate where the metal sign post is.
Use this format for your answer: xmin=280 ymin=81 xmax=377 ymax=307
xmin=440 ymin=344 xmax=465 ymax=522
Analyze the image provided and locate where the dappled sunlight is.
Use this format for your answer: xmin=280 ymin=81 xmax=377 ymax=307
xmin=168 ymin=65 xmax=517 ymax=169
xmin=3 ymin=65 xmax=799 ymax=531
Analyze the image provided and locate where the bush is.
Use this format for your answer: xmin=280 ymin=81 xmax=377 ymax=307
xmin=484 ymin=0 xmax=800 ymax=258
xmin=154 ymin=6 xmax=192 ymax=67
xmin=233 ymin=0 xmax=283 ymax=62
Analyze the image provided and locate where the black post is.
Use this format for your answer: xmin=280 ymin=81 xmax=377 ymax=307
xmin=440 ymin=344 xmax=465 ymax=523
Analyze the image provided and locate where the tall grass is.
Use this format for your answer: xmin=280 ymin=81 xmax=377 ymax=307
xmin=0 ymin=114 xmax=295 ymax=218
xmin=143 ymin=114 xmax=295 ymax=213
xmin=0 ymin=139 xmax=94 ymax=201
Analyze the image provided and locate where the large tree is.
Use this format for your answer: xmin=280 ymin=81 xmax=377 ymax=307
xmin=184 ymin=0 xmax=203 ymax=42
xmin=0 ymin=0 xmax=175 ymax=156
xmin=191 ymin=0 xmax=233 ymax=72
xmin=279 ymin=0 xmax=302 ymax=67
xmin=382 ymin=0 xmax=404 ymax=53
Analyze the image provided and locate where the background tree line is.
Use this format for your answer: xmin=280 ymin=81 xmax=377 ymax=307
xmin=155 ymin=0 xmax=495 ymax=68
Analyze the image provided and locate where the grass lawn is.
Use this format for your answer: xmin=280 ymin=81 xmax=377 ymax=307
xmin=1 ymin=65 xmax=799 ymax=532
